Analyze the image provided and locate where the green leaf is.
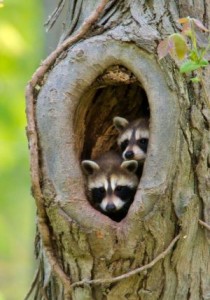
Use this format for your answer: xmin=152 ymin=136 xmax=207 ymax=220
xmin=199 ymin=58 xmax=209 ymax=65
xmin=169 ymin=33 xmax=188 ymax=61
xmin=190 ymin=77 xmax=200 ymax=83
xmin=180 ymin=59 xmax=208 ymax=73
xmin=189 ymin=49 xmax=199 ymax=61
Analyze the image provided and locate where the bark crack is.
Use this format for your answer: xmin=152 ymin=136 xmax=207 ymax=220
xmin=71 ymin=233 xmax=180 ymax=289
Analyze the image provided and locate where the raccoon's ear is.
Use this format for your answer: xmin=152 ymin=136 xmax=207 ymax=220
xmin=81 ymin=160 xmax=100 ymax=175
xmin=121 ymin=160 xmax=138 ymax=173
xmin=113 ymin=117 xmax=129 ymax=132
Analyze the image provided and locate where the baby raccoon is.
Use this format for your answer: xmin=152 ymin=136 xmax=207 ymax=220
xmin=81 ymin=151 xmax=138 ymax=222
xmin=113 ymin=116 xmax=149 ymax=164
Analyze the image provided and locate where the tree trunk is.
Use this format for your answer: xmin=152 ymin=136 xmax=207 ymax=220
xmin=26 ymin=1 xmax=210 ymax=299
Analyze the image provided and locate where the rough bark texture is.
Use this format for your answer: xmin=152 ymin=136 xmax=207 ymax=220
xmin=27 ymin=1 xmax=210 ymax=299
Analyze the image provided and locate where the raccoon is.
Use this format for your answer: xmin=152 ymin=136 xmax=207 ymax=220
xmin=113 ymin=116 xmax=149 ymax=164
xmin=81 ymin=151 xmax=138 ymax=222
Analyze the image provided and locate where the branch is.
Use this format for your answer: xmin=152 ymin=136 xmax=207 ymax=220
xmin=25 ymin=0 xmax=109 ymax=294
xmin=24 ymin=266 xmax=40 ymax=300
xmin=198 ymin=219 xmax=210 ymax=231
xmin=44 ymin=0 xmax=66 ymax=32
xmin=71 ymin=233 xmax=181 ymax=288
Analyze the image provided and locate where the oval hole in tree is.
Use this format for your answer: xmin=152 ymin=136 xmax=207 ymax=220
xmin=74 ymin=65 xmax=149 ymax=161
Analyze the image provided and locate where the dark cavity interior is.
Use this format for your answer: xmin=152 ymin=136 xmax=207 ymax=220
xmin=74 ymin=65 xmax=149 ymax=161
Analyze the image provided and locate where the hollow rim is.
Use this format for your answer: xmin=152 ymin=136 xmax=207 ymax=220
xmin=36 ymin=36 xmax=179 ymax=227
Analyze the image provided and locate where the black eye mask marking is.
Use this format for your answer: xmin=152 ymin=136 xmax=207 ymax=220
xmin=137 ymin=138 xmax=148 ymax=152
xmin=120 ymin=139 xmax=129 ymax=152
xmin=115 ymin=186 xmax=136 ymax=201
xmin=91 ymin=187 xmax=106 ymax=203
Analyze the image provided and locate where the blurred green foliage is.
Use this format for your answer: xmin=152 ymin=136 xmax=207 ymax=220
xmin=0 ymin=1 xmax=43 ymax=299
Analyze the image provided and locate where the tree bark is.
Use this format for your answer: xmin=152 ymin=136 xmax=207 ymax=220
xmin=26 ymin=1 xmax=210 ymax=299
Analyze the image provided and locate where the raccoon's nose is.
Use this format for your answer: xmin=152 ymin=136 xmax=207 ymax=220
xmin=125 ymin=151 xmax=134 ymax=159
xmin=106 ymin=203 xmax=116 ymax=212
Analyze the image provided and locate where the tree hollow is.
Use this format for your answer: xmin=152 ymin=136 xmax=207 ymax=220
xmin=36 ymin=37 xmax=179 ymax=227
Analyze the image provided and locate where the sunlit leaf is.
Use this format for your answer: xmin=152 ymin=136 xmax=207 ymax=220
xmin=178 ymin=17 xmax=190 ymax=24
xmin=180 ymin=59 xmax=208 ymax=73
xmin=169 ymin=33 xmax=188 ymax=60
xmin=193 ymin=18 xmax=209 ymax=32
xmin=181 ymin=22 xmax=192 ymax=36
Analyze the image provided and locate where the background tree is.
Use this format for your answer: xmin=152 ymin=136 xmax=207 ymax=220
xmin=26 ymin=0 xmax=210 ymax=299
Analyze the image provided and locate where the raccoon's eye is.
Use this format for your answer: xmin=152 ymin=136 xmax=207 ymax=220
xmin=120 ymin=140 xmax=129 ymax=151
xmin=139 ymin=138 xmax=148 ymax=144
xmin=137 ymin=138 xmax=148 ymax=152
xmin=91 ymin=187 xmax=106 ymax=203
xmin=115 ymin=186 xmax=134 ymax=200
xmin=115 ymin=186 xmax=129 ymax=193
xmin=115 ymin=185 xmax=123 ymax=192
xmin=98 ymin=187 xmax=105 ymax=194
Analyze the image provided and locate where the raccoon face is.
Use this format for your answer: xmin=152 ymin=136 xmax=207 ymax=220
xmin=81 ymin=156 xmax=138 ymax=221
xmin=89 ymin=173 xmax=137 ymax=213
xmin=113 ymin=116 xmax=149 ymax=163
